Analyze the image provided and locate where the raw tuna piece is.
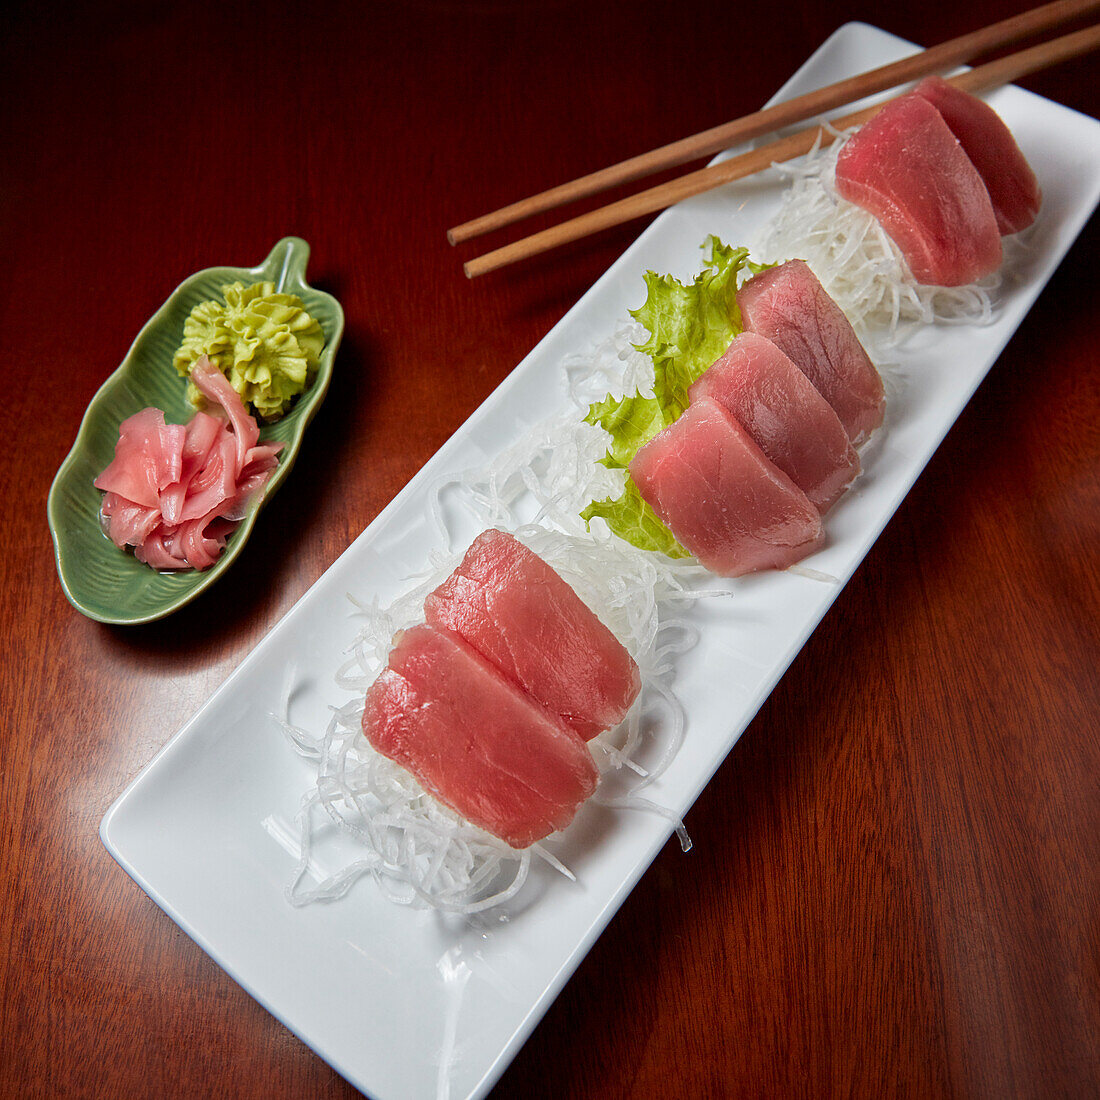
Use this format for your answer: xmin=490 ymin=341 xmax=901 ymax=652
xmin=629 ymin=396 xmax=824 ymax=577
xmin=424 ymin=529 xmax=640 ymax=740
xmin=363 ymin=623 xmax=599 ymax=849
xmin=689 ymin=333 xmax=860 ymax=513
xmin=738 ymin=260 xmax=885 ymax=445
xmin=912 ymin=76 xmax=1041 ymax=235
xmin=834 ymin=92 xmax=1003 ymax=286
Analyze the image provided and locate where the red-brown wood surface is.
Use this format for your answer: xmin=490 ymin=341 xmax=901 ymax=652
xmin=2 ymin=2 xmax=1097 ymax=1097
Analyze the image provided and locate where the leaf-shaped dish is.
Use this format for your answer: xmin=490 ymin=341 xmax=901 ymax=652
xmin=48 ymin=237 xmax=344 ymax=626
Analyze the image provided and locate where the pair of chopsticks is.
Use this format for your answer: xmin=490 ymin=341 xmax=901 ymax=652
xmin=449 ymin=0 xmax=1100 ymax=278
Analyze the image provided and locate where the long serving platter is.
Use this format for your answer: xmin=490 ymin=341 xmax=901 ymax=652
xmin=100 ymin=22 xmax=1100 ymax=1100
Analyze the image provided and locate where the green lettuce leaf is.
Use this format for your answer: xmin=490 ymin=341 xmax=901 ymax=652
xmin=581 ymin=237 xmax=764 ymax=556
xmin=581 ymin=480 xmax=692 ymax=559
xmin=631 ymin=236 xmax=756 ymax=420
xmin=584 ymin=392 xmax=665 ymax=470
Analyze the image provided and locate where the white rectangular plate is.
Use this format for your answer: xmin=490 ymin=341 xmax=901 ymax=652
xmin=101 ymin=22 xmax=1100 ymax=1100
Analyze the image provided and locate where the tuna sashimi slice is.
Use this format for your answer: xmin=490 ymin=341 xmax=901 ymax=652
xmin=363 ymin=623 xmax=599 ymax=849
xmin=738 ymin=260 xmax=885 ymax=445
xmin=424 ymin=530 xmax=641 ymax=740
xmin=629 ymin=397 xmax=824 ymax=577
xmin=912 ymin=76 xmax=1041 ymax=236
xmin=834 ymin=92 xmax=1002 ymax=286
xmin=689 ymin=332 xmax=860 ymax=513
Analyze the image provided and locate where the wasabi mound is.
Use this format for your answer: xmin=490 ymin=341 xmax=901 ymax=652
xmin=174 ymin=281 xmax=325 ymax=421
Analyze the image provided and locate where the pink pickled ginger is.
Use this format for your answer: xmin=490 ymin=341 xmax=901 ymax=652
xmin=94 ymin=355 xmax=282 ymax=570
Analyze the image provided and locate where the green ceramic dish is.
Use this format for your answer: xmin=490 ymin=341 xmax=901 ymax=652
xmin=48 ymin=237 xmax=344 ymax=625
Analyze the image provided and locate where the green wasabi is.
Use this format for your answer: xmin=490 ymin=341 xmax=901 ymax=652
xmin=174 ymin=280 xmax=325 ymax=422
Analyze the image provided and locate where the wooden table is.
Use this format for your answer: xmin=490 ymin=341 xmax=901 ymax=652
xmin=3 ymin=1 xmax=1097 ymax=1096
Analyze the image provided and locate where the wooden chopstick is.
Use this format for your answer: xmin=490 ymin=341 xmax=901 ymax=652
xmin=448 ymin=0 xmax=1100 ymax=248
xmin=461 ymin=23 xmax=1100 ymax=279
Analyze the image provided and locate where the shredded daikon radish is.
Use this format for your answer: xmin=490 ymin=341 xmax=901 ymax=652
xmin=279 ymin=317 xmax=712 ymax=914
xmin=756 ymin=127 xmax=1001 ymax=349
xmin=282 ymin=120 xmax=1031 ymax=914
xmin=283 ymin=529 xmax=700 ymax=914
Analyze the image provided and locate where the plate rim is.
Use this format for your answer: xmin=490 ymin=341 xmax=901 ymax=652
xmin=98 ymin=21 xmax=1100 ymax=1100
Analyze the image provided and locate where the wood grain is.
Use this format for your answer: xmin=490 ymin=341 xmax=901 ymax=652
xmin=462 ymin=22 xmax=1100 ymax=277
xmin=1 ymin=1 xmax=1097 ymax=1098
xmin=448 ymin=0 xmax=1100 ymax=245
